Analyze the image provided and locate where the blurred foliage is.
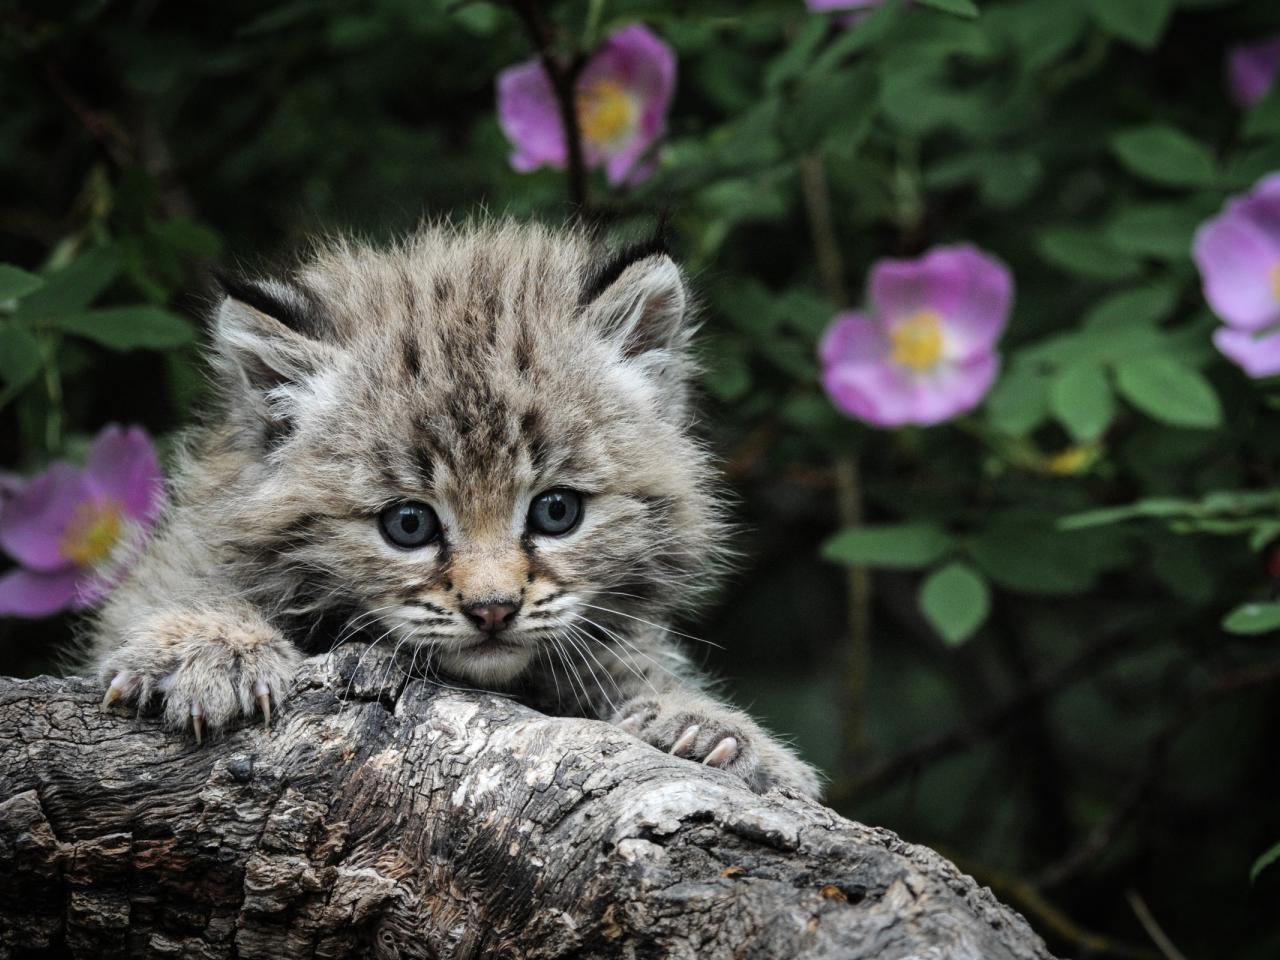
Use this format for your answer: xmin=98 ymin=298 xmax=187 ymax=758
xmin=3 ymin=0 xmax=1280 ymax=956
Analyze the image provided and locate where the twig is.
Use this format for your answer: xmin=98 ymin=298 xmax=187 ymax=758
xmin=798 ymin=155 xmax=871 ymax=766
xmin=1125 ymin=890 xmax=1189 ymax=960
xmin=826 ymin=626 xmax=1149 ymax=803
xmin=1036 ymin=658 xmax=1280 ymax=889
xmin=956 ymin=856 xmax=1160 ymax=960
xmin=508 ymin=0 xmax=589 ymax=213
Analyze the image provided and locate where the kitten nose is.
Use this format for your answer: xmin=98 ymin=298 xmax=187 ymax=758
xmin=463 ymin=601 xmax=520 ymax=634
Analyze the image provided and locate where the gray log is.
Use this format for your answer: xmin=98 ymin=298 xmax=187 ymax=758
xmin=0 ymin=643 xmax=1058 ymax=959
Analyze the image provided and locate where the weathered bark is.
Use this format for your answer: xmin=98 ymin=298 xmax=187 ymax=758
xmin=0 ymin=643 xmax=1058 ymax=959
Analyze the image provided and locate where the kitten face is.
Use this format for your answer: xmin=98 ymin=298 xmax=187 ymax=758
xmin=210 ymin=223 xmax=723 ymax=686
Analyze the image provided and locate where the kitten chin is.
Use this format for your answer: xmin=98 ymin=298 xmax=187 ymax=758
xmin=431 ymin=640 xmax=537 ymax=687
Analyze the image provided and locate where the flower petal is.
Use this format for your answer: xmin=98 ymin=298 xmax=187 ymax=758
xmin=86 ymin=424 xmax=164 ymax=523
xmin=0 ymin=567 xmax=83 ymax=617
xmin=823 ymin=353 xmax=999 ymax=428
xmin=497 ymin=58 xmax=566 ymax=174
xmin=1213 ymin=326 xmax=1280 ymax=378
xmin=581 ymin=24 xmax=676 ymax=185
xmin=807 ymin=0 xmax=881 ymax=9
xmin=0 ymin=463 xmax=91 ymax=572
xmin=819 ymin=311 xmax=887 ymax=367
xmin=869 ymin=245 xmax=1013 ymax=360
xmin=1193 ymin=210 xmax=1280 ymax=331
xmin=1227 ymin=35 xmax=1280 ymax=109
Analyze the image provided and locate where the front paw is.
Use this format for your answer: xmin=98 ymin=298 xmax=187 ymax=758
xmin=613 ymin=697 xmax=822 ymax=798
xmin=98 ymin=611 xmax=301 ymax=743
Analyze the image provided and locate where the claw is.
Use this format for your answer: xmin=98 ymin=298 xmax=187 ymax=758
xmin=254 ymin=679 xmax=271 ymax=731
xmin=704 ymin=736 xmax=739 ymax=767
xmin=671 ymin=724 xmax=700 ymax=757
xmin=101 ymin=672 xmax=130 ymax=709
xmin=191 ymin=701 xmax=205 ymax=746
xmin=618 ymin=713 xmax=642 ymax=734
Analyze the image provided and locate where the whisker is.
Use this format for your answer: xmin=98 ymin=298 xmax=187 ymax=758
xmin=579 ymin=601 xmax=724 ymax=651
xmin=569 ymin=614 xmax=662 ymax=696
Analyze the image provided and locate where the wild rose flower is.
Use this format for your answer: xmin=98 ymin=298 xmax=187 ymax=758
xmin=0 ymin=425 xmax=163 ymax=617
xmin=1193 ymin=172 xmax=1280 ymax=378
xmin=1228 ymin=35 xmax=1280 ymax=108
xmin=820 ymin=245 xmax=1013 ymax=427
xmin=806 ymin=0 xmax=882 ymax=12
xmin=497 ymin=24 xmax=675 ymax=186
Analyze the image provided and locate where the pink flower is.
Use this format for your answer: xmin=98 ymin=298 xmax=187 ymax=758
xmin=1228 ymin=35 xmax=1280 ymax=108
xmin=497 ymin=24 xmax=676 ymax=187
xmin=0 ymin=425 xmax=163 ymax=617
xmin=820 ymin=245 xmax=1013 ymax=427
xmin=806 ymin=0 xmax=882 ymax=11
xmin=1193 ymin=172 xmax=1280 ymax=378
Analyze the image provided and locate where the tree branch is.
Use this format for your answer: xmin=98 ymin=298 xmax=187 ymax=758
xmin=0 ymin=643 xmax=1059 ymax=959
xmin=509 ymin=0 xmax=589 ymax=213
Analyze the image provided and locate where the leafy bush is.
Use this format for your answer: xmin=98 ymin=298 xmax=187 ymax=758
xmin=3 ymin=0 xmax=1280 ymax=955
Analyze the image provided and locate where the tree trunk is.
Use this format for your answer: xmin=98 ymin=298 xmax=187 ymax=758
xmin=0 ymin=643 xmax=1058 ymax=960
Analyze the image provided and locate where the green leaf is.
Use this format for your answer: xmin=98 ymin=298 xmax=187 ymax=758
xmin=1222 ymin=602 xmax=1280 ymax=636
xmin=1106 ymin=204 xmax=1205 ymax=260
xmin=16 ymin=246 xmax=121 ymax=318
xmin=1050 ymin=363 xmax=1114 ymax=442
xmin=1244 ymin=90 xmax=1280 ymax=141
xmin=970 ymin=516 xmax=1129 ymax=594
xmin=822 ymin=523 xmax=954 ymax=569
xmin=1083 ymin=0 xmax=1174 ymax=49
xmin=985 ymin=364 xmax=1049 ymax=435
xmin=0 ymin=264 xmax=44 ymax=302
xmin=0 ymin=326 xmax=42 ymax=392
xmin=764 ymin=17 xmax=826 ymax=91
xmin=1114 ymin=356 xmax=1222 ymax=429
xmin=809 ymin=0 xmax=902 ymax=74
xmin=920 ymin=562 xmax=991 ymax=646
xmin=1082 ymin=284 xmax=1179 ymax=334
xmin=703 ymin=347 xmax=751 ymax=402
xmin=1060 ymin=497 xmax=1197 ymax=530
xmin=53 ymin=306 xmax=195 ymax=351
xmin=1037 ymin=228 xmax=1141 ymax=281
xmin=781 ymin=66 xmax=878 ymax=156
xmin=915 ymin=0 xmax=979 ymax=18
xmin=1111 ymin=126 xmax=1216 ymax=187
xmin=1251 ymin=842 xmax=1280 ymax=883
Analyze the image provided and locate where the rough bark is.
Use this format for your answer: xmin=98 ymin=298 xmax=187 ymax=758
xmin=0 ymin=643 xmax=1058 ymax=960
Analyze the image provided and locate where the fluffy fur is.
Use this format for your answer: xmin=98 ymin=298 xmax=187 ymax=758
xmin=87 ymin=220 xmax=821 ymax=797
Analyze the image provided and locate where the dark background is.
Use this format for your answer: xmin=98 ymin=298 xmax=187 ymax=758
xmin=2 ymin=1 xmax=1279 ymax=957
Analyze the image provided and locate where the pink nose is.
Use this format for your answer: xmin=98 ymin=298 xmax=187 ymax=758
xmin=463 ymin=601 xmax=519 ymax=634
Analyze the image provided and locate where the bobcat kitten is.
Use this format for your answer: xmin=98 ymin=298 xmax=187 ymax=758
xmin=89 ymin=221 xmax=821 ymax=798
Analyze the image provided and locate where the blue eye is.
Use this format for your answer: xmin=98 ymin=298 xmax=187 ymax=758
xmin=528 ymin=489 xmax=583 ymax=536
xmin=379 ymin=501 xmax=440 ymax=548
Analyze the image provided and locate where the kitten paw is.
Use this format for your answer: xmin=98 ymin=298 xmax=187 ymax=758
xmin=614 ymin=697 xmax=822 ymax=798
xmin=97 ymin=612 xmax=300 ymax=744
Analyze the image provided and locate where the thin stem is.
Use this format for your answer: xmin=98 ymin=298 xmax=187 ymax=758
xmin=509 ymin=0 xmax=589 ymax=213
xmin=42 ymin=335 xmax=62 ymax=456
xmin=799 ymin=154 xmax=871 ymax=767
xmin=1125 ymin=891 xmax=1189 ymax=960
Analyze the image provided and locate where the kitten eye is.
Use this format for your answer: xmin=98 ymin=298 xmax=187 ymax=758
xmin=379 ymin=501 xmax=440 ymax=548
xmin=528 ymin=489 xmax=583 ymax=536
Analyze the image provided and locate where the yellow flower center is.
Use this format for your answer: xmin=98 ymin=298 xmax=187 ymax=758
xmin=889 ymin=309 xmax=945 ymax=373
xmin=577 ymin=79 xmax=636 ymax=148
xmin=60 ymin=499 xmax=123 ymax=567
xmin=1270 ymin=262 xmax=1280 ymax=301
xmin=1042 ymin=444 xmax=1100 ymax=476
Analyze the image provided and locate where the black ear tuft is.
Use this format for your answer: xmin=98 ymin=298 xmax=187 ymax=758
xmin=214 ymin=272 xmax=320 ymax=336
xmin=582 ymin=215 xmax=673 ymax=305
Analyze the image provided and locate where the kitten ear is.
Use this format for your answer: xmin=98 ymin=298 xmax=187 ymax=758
xmin=586 ymin=252 xmax=689 ymax=358
xmin=586 ymin=252 xmax=694 ymax=418
xmin=212 ymin=276 xmax=341 ymax=444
